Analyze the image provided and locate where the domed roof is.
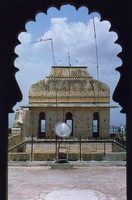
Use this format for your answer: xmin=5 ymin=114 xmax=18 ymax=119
xmin=29 ymin=66 xmax=110 ymax=104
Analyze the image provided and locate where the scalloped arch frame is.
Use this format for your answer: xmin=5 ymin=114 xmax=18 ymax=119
xmin=0 ymin=0 xmax=130 ymax=113
xmin=0 ymin=1 xmax=132 ymax=200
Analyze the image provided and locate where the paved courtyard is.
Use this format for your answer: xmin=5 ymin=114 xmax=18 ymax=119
xmin=8 ymin=162 xmax=126 ymax=200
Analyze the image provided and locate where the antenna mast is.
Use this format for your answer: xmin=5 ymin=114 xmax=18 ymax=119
xmin=31 ymin=38 xmax=55 ymax=66
xmin=93 ymin=18 xmax=99 ymax=82
xmin=93 ymin=17 xmax=101 ymax=138
xmin=68 ymin=52 xmax=71 ymax=66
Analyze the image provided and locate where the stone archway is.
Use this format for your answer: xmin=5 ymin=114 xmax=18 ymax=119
xmin=93 ymin=112 xmax=99 ymax=138
xmin=38 ymin=112 xmax=46 ymax=139
xmin=0 ymin=1 xmax=132 ymax=199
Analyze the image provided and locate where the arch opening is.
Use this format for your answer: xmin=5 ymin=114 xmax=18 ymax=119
xmin=65 ymin=112 xmax=73 ymax=136
xmin=38 ymin=112 xmax=46 ymax=139
xmin=11 ymin=5 xmax=125 ymax=136
xmin=93 ymin=112 xmax=99 ymax=138
xmin=0 ymin=2 xmax=129 ymax=200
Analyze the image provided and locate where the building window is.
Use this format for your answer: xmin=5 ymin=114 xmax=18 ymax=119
xmin=93 ymin=112 xmax=99 ymax=138
xmin=65 ymin=112 xmax=73 ymax=136
xmin=38 ymin=112 xmax=46 ymax=139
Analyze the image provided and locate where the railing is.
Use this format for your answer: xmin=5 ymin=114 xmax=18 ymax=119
xmin=114 ymin=137 xmax=126 ymax=149
xmin=110 ymin=125 xmax=126 ymax=135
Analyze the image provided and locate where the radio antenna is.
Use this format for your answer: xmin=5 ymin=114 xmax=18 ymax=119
xmin=31 ymin=38 xmax=56 ymax=66
xmin=68 ymin=52 xmax=71 ymax=66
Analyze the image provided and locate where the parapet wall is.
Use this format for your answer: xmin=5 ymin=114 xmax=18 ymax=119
xmin=8 ymin=140 xmax=126 ymax=161
xmin=8 ymin=152 xmax=126 ymax=161
xmin=25 ymin=141 xmax=115 ymax=154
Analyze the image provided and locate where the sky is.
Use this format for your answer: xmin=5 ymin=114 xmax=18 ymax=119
xmin=9 ymin=5 xmax=126 ymax=127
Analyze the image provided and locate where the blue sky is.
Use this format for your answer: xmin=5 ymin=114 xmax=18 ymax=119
xmin=9 ymin=5 xmax=126 ymax=127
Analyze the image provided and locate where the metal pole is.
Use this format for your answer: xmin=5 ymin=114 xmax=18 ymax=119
xmin=55 ymin=136 xmax=58 ymax=161
xmin=79 ymin=134 xmax=82 ymax=161
xmin=104 ymin=138 xmax=106 ymax=157
xmin=50 ymin=38 xmax=56 ymax=67
xmin=31 ymin=131 xmax=34 ymax=161
xmin=0 ymin=112 xmax=8 ymax=200
xmin=30 ymin=112 xmax=33 ymax=161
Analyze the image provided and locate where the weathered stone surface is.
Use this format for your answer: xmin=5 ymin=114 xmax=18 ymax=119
xmin=29 ymin=66 xmax=110 ymax=104
xmin=18 ymin=66 xmax=114 ymax=139
xmin=8 ymin=165 xmax=126 ymax=200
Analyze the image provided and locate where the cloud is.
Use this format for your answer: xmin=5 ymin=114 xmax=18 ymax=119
xmin=30 ymin=17 xmax=121 ymax=71
xmin=18 ymin=32 xmax=32 ymax=44
xmin=16 ymin=16 xmax=121 ymax=72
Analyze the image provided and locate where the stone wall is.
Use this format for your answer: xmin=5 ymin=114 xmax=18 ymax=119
xmin=8 ymin=133 xmax=22 ymax=150
xmin=29 ymin=66 xmax=110 ymax=104
xmin=25 ymin=141 xmax=113 ymax=154
xmin=8 ymin=152 xmax=126 ymax=161
xmin=23 ymin=107 xmax=110 ymax=138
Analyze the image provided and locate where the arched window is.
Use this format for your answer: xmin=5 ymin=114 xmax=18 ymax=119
xmin=38 ymin=112 xmax=46 ymax=139
xmin=93 ymin=112 xmax=99 ymax=138
xmin=65 ymin=112 xmax=73 ymax=136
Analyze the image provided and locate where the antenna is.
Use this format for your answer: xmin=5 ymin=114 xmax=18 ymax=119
xmin=59 ymin=60 xmax=64 ymax=66
xmin=92 ymin=17 xmax=100 ymax=104
xmin=92 ymin=18 xmax=99 ymax=81
xmin=31 ymin=38 xmax=56 ymax=66
xmin=31 ymin=37 xmax=58 ymax=119
xmin=68 ymin=52 xmax=71 ymax=66
xmin=93 ymin=17 xmax=100 ymax=138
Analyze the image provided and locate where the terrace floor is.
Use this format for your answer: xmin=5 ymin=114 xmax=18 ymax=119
xmin=8 ymin=161 xmax=126 ymax=200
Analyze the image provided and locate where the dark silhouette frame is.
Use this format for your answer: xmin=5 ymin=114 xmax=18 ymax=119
xmin=0 ymin=1 xmax=131 ymax=199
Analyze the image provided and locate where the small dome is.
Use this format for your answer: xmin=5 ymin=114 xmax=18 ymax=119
xmin=29 ymin=66 xmax=110 ymax=104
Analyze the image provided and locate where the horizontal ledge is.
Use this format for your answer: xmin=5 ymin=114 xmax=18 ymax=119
xmin=21 ymin=103 xmax=118 ymax=108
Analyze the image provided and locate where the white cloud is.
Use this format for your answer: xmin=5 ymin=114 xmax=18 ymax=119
xmin=18 ymin=32 xmax=32 ymax=44
xmin=29 ymin=17 xmax=121 ymax=72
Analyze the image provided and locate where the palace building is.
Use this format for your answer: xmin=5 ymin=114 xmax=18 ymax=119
xmin=15 ymin=66 xmax=116 ymax=139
